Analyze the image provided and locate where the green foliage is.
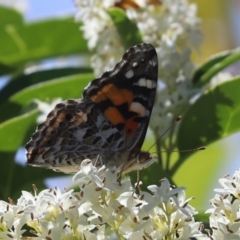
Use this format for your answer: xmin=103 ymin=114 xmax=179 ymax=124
xmin=108 ymin=8 xmax=142 ymax=49
xmin=192 ymin=48 xmax=240 ymax=86
xmin=178 ymin=76 xmax=240 ymax=159
xmin=0 ymin=67 xmax=92 ymax=102
xmin=0 ymin=6 xmax=88 ymax=75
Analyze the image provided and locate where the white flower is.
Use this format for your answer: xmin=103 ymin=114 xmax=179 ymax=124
xmin=215 ymin=169 xmax=240 ymax=198
xmin=0 ymin=160 xmax=206 ymax=239
xmin=0 ymin=201 xmax=26 ymax=239
xmin=206 ymin=169 xmax=240 ymax=239
xmin=75 ymin=0 xmax=124 ymax=76
xmin=140 ymin=179 xmax=205 ymax=239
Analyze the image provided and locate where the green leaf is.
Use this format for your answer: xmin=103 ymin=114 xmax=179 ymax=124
xmin=0 ymin=62 xmax=15 ymax=74
xmin=0 ymin=18 xmax=89 ymax=75
xmin=0 ymin=67 xmax=92 ymax=103
xmin=0 ymin=6 xmax=24 ymax=27
xmin=108 ymin=8 xmax=142 ymax=49
xmin=0 ymin=110 xmax=38 ymax=151
xmin=0 ymin=6 xmax=24 ymax=74
xmin=12 ymin=73 xmax=94 ymax=105
xmin=172 ymin=75 xmax=240 ymax=209
xmin=176 ymin=76 xmax=240 ymax=167
xmin=0 ymin=73 xmax=94 ymax=123
xmin=192 ymin=48 xmax=240 ymax=87
xmin=171 ymin=77 xmax=240 ymax=210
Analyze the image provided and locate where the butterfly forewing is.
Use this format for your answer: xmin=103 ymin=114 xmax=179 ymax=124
xmin=83 ymin=43 xmax=158 ymax=150
xmin=25 ymin=43 xmax=158 ymax=173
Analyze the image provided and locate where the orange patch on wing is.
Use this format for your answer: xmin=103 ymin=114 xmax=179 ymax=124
xmin=114 ymin=0 xmax=161 ymax=9
xmin=114 ymin=0 xmax=140 ymax=9
xmin=91 ymin=84 xmax=133 ymax=106
xmin=120 ymin=89 xmax=133 ymax=105
xmin=104 ymin=107 xmax=126 ymax=125
xmin=126 ymin=117 xmax=139 ymax=137
xmin=90 ymin=88 xmax=107 ymax=103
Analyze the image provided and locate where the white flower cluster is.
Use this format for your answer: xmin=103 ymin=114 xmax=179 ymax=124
xmin=206 ymin=169 xmax=240 ymax=239
xmin=75 ymin=0 xmax=202 ymax=138
xmin=75 ymin=0 xmax=125 ymax=76
xmin=0 ymin=160 xmax=206 ymax=239
xmin=127 ymin=0 xmax=202 ymax=136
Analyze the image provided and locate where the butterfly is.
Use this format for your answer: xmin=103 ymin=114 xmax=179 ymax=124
xmin=25 ymin=43 xmax=158 ymax=174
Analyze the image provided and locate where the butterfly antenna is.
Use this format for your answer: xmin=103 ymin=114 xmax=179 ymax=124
xmin=147 ymin=115 xmax=182 ymax=152
xmin=147 ymin=116 xmax=206 ymax=154
xmin=150 ymin=145 xmax=206 ymax=157
xmin=174 ymin=146 xmax=206 ymax=153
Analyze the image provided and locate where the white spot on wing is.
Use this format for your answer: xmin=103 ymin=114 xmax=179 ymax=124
xmin=151 ymin=80 xmax=157 ymax=88
xmin=146 ymin=79 xmax=153 ymax=89
xmin=132 ymin=62 xmax=138 ymax=67
xmin=146 ymin=79 xmax=157 ymax=89
xmin=138 ymin=78 xmax=146 ymax=87
xmin=134 ymin=78 xmax=157 ymax=89
xmin=125 ymin=69 xmax=134 ymax=78
xmin=149 ymin=59 xmax=157 ymax=67
xmin=130 ymin=102 xmax=146 ymax=116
